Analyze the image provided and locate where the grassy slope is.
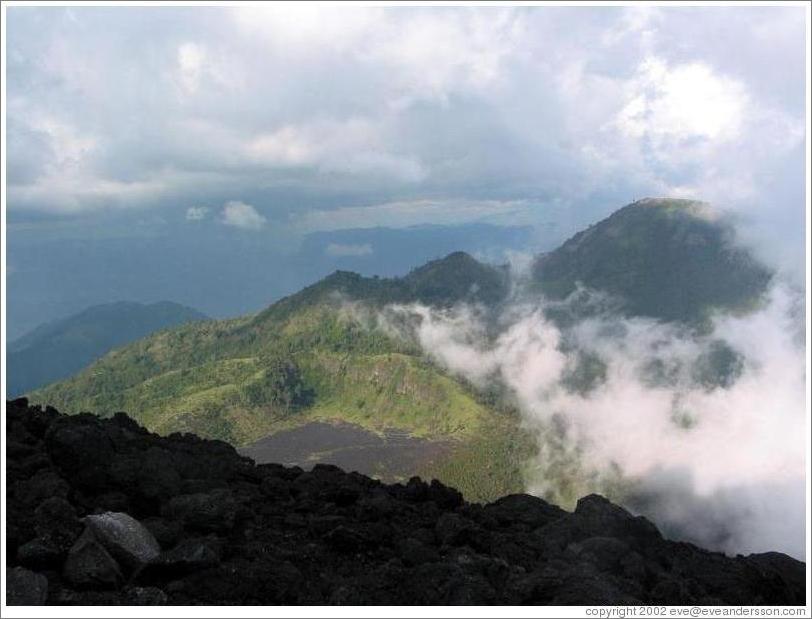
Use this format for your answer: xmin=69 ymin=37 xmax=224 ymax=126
xmin=30 ymin=293 xmax=530 ymax=502
xmin=7 ymin=301 xmax=208 ymax=396
xmin=27 ymin=204 xmax=775 ymax=503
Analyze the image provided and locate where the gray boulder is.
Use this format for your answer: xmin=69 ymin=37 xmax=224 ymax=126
xmin=84 ymin=511 xmax=161 ymax=571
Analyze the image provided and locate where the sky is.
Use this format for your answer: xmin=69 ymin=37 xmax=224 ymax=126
xmin=4 ymin=4 xmax=809 ymax=333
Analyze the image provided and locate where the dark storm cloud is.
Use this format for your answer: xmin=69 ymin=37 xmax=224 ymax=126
xmin=5 ymin=6 xmax=807 ymax=273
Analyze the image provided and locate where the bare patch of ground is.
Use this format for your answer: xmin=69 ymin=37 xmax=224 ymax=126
xmin=239 ymin=421 xmax=452 ymax=482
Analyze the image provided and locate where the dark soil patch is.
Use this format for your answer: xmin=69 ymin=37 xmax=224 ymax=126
xmin=239 ymin=422 xmax=452 ymax=482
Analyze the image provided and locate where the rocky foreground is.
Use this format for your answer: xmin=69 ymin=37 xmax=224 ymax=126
xmin=5 ymin=398 xmax=806 ymax=605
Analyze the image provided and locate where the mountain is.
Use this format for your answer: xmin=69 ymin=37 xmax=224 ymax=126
xmin=27 ymin=253 xmax=525 ymax=502
xmin=7 ymin=301 xmax=208 ymax=397
xmin=532 ymin=198 xmax=773 ymax=323
xmin=26 ymin=199 xmax=774 ymax=503
xmin=257 ymin=250 xmax=510 ymax=324
xmin=299 ymin=223 xmax=536 ymax=277
xmin=7 ymin=221 xmax=535 ymax=341
xmin=6 ymin=399 xmax=805 ymax=605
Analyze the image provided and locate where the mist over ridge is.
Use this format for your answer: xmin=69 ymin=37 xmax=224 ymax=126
xmin=370 ymin=199 xmax=806 ymax=559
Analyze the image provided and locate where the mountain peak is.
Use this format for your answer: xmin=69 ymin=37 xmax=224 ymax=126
xmin=628 ymin=197 xmax=718 ymax=220
xmin=533 ymin=199 xmax=771 ymax=322
xmin=403 ymin=251 xmax=508 ymax=307
xmin=633 ymin=196 xmax=704 ymax=207
xmin=405 ymin=251 xmax=478 ymax=277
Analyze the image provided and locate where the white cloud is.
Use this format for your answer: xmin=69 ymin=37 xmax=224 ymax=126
xmin=232 ymin=7 xmax=523 ymax=106
xmin=617 ymin=56 xmax=748 ymax=145
xmin=244 ymin=118 xmax=426 ymax=182
xmin=294 ymin=199 xmax=537 ymax=233
xmin=177 ymin=42 xmax=206 ymax=94
xmin=367 ymin=9 xmax=524 ymax=106
xmin=324 ymin=242 xmax=373 ymax=257
xmin=7 ymin=173 xmax=169 ymax=214
xmin=185 ymin=206 xmax=209 ymax=221
xmin=233 ymin=6 xmax=381 ymax=52
xmin=381 ymin=283 xmax=806 ymax=558
xmin=32 ymin=116 xmax=97 ymax=167
xmin=220 ymin=200 xmax=266 ymax=230
xmin=5 ymin=5 xmax=806 ymax=275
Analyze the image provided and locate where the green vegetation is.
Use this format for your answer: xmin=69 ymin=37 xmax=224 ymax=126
xmin=7 ymin=301 xmax=208 ymax=397
xmin=29 ymin=253 xmax=529 ymax=501
xmin=26 ymin=204 xmax=775 ymax=504
xmin=301 ymin=352 xmax=490 ymax=438
xmin=256 ymin=250 xmax=509 ymax=325
xmin=533 ymin=198 xmax=772 ymax=324
xmin=420 ymin=415 xmax=536 ymax=503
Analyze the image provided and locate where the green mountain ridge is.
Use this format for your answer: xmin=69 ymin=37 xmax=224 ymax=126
xmin=7 ymin=301 xmax=208 ymax=397
xmin=533 ymin=198 xmax=772 ymax=323
xmin=26 ymin=198 xmax=774 ymax=502
xmin=256 ymin=250 xmax=510 ymax=325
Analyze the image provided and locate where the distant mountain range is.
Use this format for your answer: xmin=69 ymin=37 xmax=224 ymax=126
xmin=26 ymin=199 xmax=773 ymax=502
xmin=7 ymin=301 xmax=208 ymax=397
xmin=7 ymin=222 xmax=537 ymax=340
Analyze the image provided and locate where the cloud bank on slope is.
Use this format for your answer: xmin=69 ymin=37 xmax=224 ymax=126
xmin=378 ymin=282 xmax=806 ymax=559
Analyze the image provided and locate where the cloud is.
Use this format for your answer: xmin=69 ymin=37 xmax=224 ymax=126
xmin=220 ymin=201 xmax=266 ymax=230
xmin=378 ymin=282 xmax=806 ymax=559
xmin=325 ymin=242 xmax=373 ymax=257
xmin=4 ymin=6 xmax=806 ymax=274
xmin=177 ymin=42 xmax=206 ymax=94
xmin=185 ymin=206 xmax=209 ymax=221
xmin=232 ymin=6 xmax=522 ymax=105
xmin=244 ymin=118 xmax=426 ymax=182
xmin=294 ymin=199 xmax=537 ymax=233
xmin=617 ymin=57 xmax=747 ymax=144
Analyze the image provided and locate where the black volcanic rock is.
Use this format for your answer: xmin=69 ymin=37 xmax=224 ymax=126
xmin=162 ymin=490 xmax=238 ymax=533
xmin=140 ymin=536 xmax=223 ymax=582
xmin=62 ymin=529 xmax=124 ymax=590
xmin=6 ymin=567 xmax=49 ymax=605
xmin=4 ymin=398 xmax=806 ymax=606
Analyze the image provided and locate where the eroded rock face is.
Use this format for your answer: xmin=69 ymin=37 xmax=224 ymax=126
xmin=5 ymin=398 xmax=807 ymax=606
